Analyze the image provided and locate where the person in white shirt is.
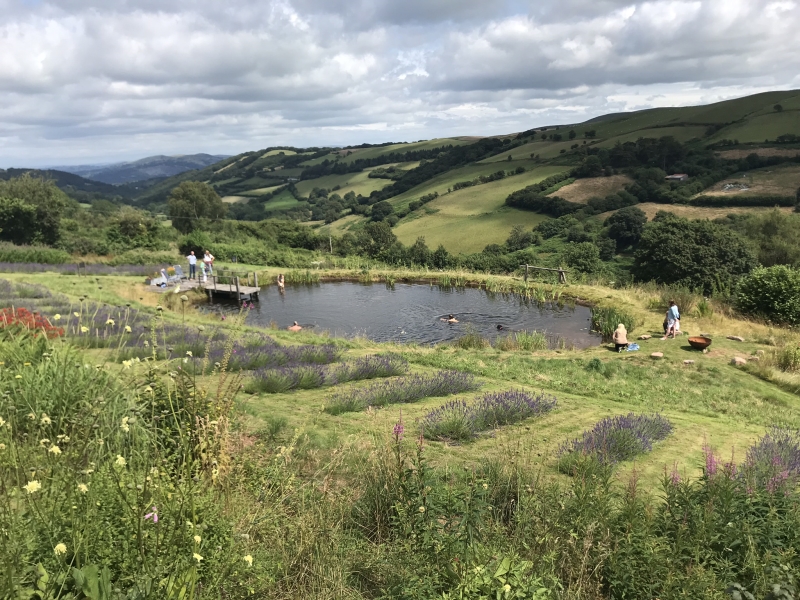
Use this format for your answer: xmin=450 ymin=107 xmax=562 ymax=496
xmin=186 ymin=251 xmax=197 ymax=279
xmin=203 ymin=251 xmax=214 ymax=275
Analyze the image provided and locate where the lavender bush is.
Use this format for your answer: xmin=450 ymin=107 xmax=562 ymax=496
xmin=559 ymin=413 xmax=673 ymax=472
xmin=739 ymin=427 xmax=800 ymax=492
xmin=325 ymin=370 xmax=479 ymax=415
xmin=421 ymin=390 xmax=557 ymax=441
xmin=243 ymin=354 xmax=408 ymax=394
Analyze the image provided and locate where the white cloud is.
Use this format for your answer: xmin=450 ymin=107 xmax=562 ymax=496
xmin=0 ymin=0 xmax=798 ymax=166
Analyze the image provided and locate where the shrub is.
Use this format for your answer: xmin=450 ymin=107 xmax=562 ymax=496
xmin=421 ymin=390 xmax=557 ymax=442
xmin=558 ymin=413 xmax=673 ymax=471
xmin=325 ymin=370 xmax=480 ymax=414
xmin=736 ymin=265 xmax=800 ymax=325
xmin=740 ymin=427 xmax=800 ymax=491
xmin=0 ymin=243 xmax=71 ymax=264
xmin=454 ymin=329 xmax=490 ymax=349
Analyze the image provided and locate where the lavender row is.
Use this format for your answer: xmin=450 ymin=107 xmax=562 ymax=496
xmin=243 ymin=355 xmax=409 ymax=394
xmin=421 ymin=390 xmax=557 ymax=442
xmin=558 ymin=413 xmax=673 ymax=470
xmin=325 ymin=370 xmax=479 ymax=415
xmin=738 ymin=427 xmax=800 ymax=492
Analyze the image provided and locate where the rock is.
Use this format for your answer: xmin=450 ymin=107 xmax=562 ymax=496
xmin=731 ymin=357 xmax=747 ymax=366
xmin=727 ymin=336 xmax=745 ymax=342
xmin=702 ymin=348 xmax=709 ymax=354
xmin=700 ymin=333 xmax=712 ymax=337
xmin=748 ymin=356 xmax=760 ymax=362
xmin=683 ymin=360 xmax=695 ymax=365
xmin=651 ymin=352 xmax=664 ymax=359
xmin=639 ymin=335 xmax=652 ymax=340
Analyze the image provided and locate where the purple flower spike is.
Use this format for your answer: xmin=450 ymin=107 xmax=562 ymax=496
xmin=144 ymin=506 xmax=158 ymax=523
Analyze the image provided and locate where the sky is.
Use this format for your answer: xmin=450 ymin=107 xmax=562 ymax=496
xmin=1 ymin=0 xmax=799 ymax=167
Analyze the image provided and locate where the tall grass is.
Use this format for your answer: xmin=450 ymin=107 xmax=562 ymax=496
xmin=591 ymin=306 xmax=638 ymax=341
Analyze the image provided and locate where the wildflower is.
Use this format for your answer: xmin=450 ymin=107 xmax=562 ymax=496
xmin=73 ymin=312 xmax=80 ymax=318
xmin=124 ymin=325 xmax=132 ymax=333
xmin=97 ymin=438 xmax=104 ymax=446
xmin=54 ymin=543 xmax=67 ymax=556
xmin=48 ymin=445 xmax=62 ymax=455
xmin=144 ymin=507 xmax=158 ymax=523
xmin=122 ymin=360 xmax=132 ymax=369
xmin=27 ymin=413 xmax=36 ymax=420
xmin=144 ymin=386 xmax=153 ymax=393
xmin=80 ymin=326 xmax=88 ymax=333
xmin=40 ymin=413 xmax=51 ymax=425
xmin=115 ymin=455 xmax=127 ymax=467
xmin=106 ymin=319 xmax=115 ymax=326
xmin=243 ymin=555 xmax=253 ymax=567
xmin=120 ymin=417 xmax=130 ymax=433
xmin=77 ymin=483 xmax=88 ymax=494
xmin=39 ymin=438 xmax=50 ymax=447
xmin=53 ymin=314 xmax=61 ymax=321
xmin=143 ymin=340 xmax=149 ymax=347
xmin=23 ymin=362 xmax=31 ymax=366
xmin=23 ymin=480 xmax=41 ymax=494
xmin=186 ymin=351 xmax=193 ymax=357
xmin=503 ymin=584 xmax=511 ymax=593
xmin=193 ymin=553 xmax=203 ymax=563
xmin=418 ymin=506 xmax=425 ymax=513
xmin=15 ymin=375 xmax=22 ymax=379
xmin=482 ymin=483 xmax=488 ymax=489
xmin=198 ymin=325 xmax=205 ymax=331
xmin=0 ymin=416 xmax=5 ymax=427
xmin=392 ymin=411 xmax=404 ymax=441
xmin=193 ymin=535 xmax=201 ymax=544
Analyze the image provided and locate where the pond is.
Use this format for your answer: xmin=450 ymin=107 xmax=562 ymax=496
xmin=208 ymin=282 xmax=600 ymax=347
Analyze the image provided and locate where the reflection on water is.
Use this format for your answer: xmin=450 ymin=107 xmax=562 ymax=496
xmin=206 ymin=282 xmax=600 ymax=348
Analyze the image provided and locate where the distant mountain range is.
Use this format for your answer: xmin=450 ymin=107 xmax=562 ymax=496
xmin=53 ymin=154 xmax=229 ymax=185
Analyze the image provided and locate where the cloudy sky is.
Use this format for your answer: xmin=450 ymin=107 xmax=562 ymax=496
xmin=1 ymin=0 xmax=799 ymax=167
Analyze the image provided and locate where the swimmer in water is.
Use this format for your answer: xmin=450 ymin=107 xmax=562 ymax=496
xmin=439 ymin=314 xmax=458 ymax=323
xmin=497 ymin=324 xmax=504 ymax=330
xmin=288 ymin=321 xmax=302 ymax=331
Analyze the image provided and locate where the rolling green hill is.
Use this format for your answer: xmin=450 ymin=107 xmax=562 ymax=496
xmin=48 ymin=89 xmax=799 ymax=254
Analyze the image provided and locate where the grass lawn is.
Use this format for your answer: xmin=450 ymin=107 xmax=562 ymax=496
xmin=548 ymin=175 xmax=633 ymax=203
xmin=8 ymin=269 xmax=799 ymax=493
xmin=700 ymin=163 xmax=800 ymax=197
xmin=294 ymin=169 xmax=392 ymax=198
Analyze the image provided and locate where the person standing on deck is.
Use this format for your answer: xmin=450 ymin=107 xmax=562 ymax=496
xmin=203 ymin=251 xmax=215 ymax=276
xmin=186 ymin=251 xmax=197 ymax=279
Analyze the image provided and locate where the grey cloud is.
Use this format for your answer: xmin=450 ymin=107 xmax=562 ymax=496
xmin=1 ymin=0 xmax=799 ymax=166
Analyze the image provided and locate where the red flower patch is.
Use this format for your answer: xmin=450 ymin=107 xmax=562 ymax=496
xmin=0 ymin=307 xmax=64 ymax=338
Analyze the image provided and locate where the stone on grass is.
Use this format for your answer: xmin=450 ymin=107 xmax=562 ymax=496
xmin=731 ymin=357 xmax=747 ymax=366
xmin=651 ymin=352 xmax=664 ymax=359
xmin=700 ymin=333 xmax=712 ymax=337
xmin=727 ymin=336 xmax=745 ymax=342
xmin=683 ymin=360 xmax=695 ymax=365
xmin=749 ymin=356 xmax=760 ymax=362
xmin=639 ymin=335 xmax=652 ymax=340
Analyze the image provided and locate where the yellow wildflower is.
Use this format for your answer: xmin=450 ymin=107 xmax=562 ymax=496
xmin=54 ymin=543 xmax=67 ymax=556
xmin=27 ymin=413 xmax=36 ymax=420
xmin=53 ymin=314 xmax=61 ymax=321
xmin=482 ymin=483 xmax=488 ymax=490
xmin=124 ymin=325 xmax=132 ymax=333
xmin=40 ymin=413 xmax=51 ymax=425
xmin=193 ymin=535 xmax=201 ymax=544
xmin=418 ymin=506 xmax=425 ymax=513
xmin=105 ymin=319 xmax=115 ymax=326
xmin=73 ymin=312 xmax=80 ymax=318
xmin=0 ymin=443 xmax=6 ymax=451
xmin=77 ymin=483 xmax=89 ymax=494
xmin=48 ymin=445 xmax=62 ymax=455
xmin=120 ymin=417 xmax=130 ymax=433
xmin=0 ymin=416 xmax=5 ymax=427
xmin=23 ymin=480 xmax=41 ymax=494
xmin=39 ymin=438 xmax=50 ymax=447
xmin=186 ymin=351 xmax=193 ymax=357
xmin=115 ymin=455 xmax=127 ymax=467
xmin=243 ymin=555 xmax=253 ymax=567
xmin=23 ymin=362 xmax=31 ymax=366
xmin=80 ymin=326 xmax=88 ymax=333
xmin=193 ymin=553 xmax=203 ymax=563
xmin=15 ymin=375 xmax=22 ymax=379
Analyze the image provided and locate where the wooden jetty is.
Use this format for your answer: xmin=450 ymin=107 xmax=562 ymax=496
xmin=201 ymin=271 xmax=260 ymax=304
xmin=520 ymin=264 xmax=569 ymax=284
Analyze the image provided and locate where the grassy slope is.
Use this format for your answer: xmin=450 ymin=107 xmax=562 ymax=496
xmin=392 ymin=165 xmax=566 ymax=252
xmin=700 ymin=163 xmax=800 ymax=197
xmin=14 ymin=270 xmax=800 ymax=491
xmin=294 ymin=168 xmax=393 ymax=198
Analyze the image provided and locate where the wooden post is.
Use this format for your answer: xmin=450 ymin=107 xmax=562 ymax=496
xmin=559 ymin=270 xmax=567 ymax=284
xmin=254 ymin=272 xmax=258 ymax=288
xmin=235 ymin=276 xmax=241 ymax=305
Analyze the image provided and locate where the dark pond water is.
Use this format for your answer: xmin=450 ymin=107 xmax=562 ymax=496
xmin=208 ymin=282 xmax=600 ymax=347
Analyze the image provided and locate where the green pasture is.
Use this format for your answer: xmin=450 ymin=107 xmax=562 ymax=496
xmin=239 ymin=185 xmax=283 ymax=197
xmin=702 ymin=162 xmax=800 ymax=197
xmin=294 ymin=168 xmax=393 ymax=198
xmin=262 ymin=149 xmax=297 ymax=157
xmin=707 ymin=110 xmax=800 ymax=144
xmin=263 ymin=189 xmax=306 ymax=211
xmin=8 ymin=270 xmax=798 ymax=493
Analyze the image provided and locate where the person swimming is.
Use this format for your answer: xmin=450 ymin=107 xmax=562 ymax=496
xmin=288 ymin=321 xmax=302 ymax=331
xmin=497 ymin=324 xmax=504 ymax=330
xmin=439 ymin=314 xmax=459 ymax=323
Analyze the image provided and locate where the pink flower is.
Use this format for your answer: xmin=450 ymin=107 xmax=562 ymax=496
xmin=144 ymin=507 xmax=158 ymax=523
xmin=392 ymin=411 xmax=404 ymax=442
xmin=704 ymin=444 xmax=718 ymax=477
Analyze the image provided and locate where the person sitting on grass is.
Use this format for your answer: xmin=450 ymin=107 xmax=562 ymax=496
xmin=612 ymin=323 xmax=629 ymax=352
xmin=288 ymin=321 xmax=302 ymax=332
